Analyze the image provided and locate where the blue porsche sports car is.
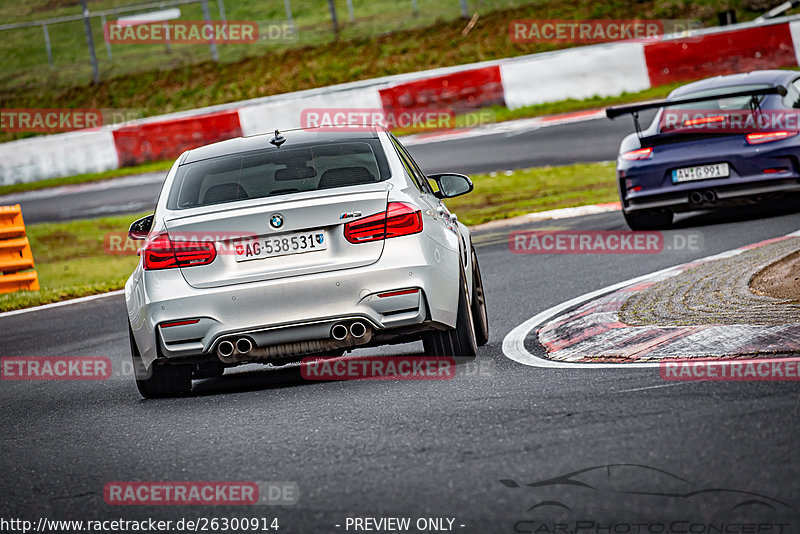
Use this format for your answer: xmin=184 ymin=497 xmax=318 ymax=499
xmin=607 ymin=70 xmax=800 ymax=230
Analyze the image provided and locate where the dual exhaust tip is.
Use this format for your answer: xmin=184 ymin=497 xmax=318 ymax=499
xmin=216 ymin=322 xmax=368 ymax=358
xmin=217 ymin=337 xmax=252 ymax=358
xmin=331 ymin=321 xmax=367 ymax=341
xmin=689 ymin=190 xmax=717 ymax=205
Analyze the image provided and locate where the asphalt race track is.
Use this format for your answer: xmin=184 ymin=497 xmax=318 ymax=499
xmin=1 ymin=194 xmax=799 ymax=530
xmin=0 ymin=111 xmax=653 ymax=224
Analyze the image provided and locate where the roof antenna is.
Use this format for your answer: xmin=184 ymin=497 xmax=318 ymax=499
xmin=270 ymin=130 xmax=286 ymax=147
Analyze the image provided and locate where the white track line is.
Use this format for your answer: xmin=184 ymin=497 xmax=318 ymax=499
xmin=0 ymin=290 xmax=124 ymax=319
xmin=501 ymin=230 xmax=800 ymax=369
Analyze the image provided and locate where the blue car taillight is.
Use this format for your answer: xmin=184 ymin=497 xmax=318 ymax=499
xmin=621 ymin=147 xmax=653 ymax=160
xmin=745 ymin=131 xmax=798 ymax=145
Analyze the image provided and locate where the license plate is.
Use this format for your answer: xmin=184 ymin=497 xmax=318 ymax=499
xmin=234 ymin=230 xmax=327 ymax=262
xmin=672 ymin=163 xmax=729 ymax=183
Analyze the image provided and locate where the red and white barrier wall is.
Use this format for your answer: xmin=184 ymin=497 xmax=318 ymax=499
xmin=3 ymin=16 xmax=800 ymax=185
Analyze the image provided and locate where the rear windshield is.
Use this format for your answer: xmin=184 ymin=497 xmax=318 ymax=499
xmin=168 ymin=139 xmax=391 ymax=210
xmin=664 ymin=84 xmax=771 ymax=111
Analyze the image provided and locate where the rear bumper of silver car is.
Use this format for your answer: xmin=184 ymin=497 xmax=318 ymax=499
xmin=126 ymin=234 xmax=460 ymax=367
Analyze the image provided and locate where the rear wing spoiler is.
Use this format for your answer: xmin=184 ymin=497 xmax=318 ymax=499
xmin=605 ymin=85 xmax=787 ymax=135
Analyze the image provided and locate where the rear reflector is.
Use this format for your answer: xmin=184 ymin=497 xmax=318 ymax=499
xmin=142 ymin=233 xmax=217 ymax=270
xmin=160 ymin=319 xmax=201 ymax=328
xmin=377 ymin=288 xmax=420 ymax=298
xmin=746 ymin=131 xmax=798 ymax=145
xmin=621 ymin=147 xmax=653 ymax=160
xmin=344 ymin=202 xmax=423 ymax=244
xmin=763 ymin=167 xmax=788 ymax=174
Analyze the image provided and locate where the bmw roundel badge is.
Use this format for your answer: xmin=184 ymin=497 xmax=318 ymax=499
xmin=269 ymin=213 xmax=284 ymax=229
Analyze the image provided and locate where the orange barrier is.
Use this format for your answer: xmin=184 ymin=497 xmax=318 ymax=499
xmin=0 ymin=205 xmax=39 ymax=294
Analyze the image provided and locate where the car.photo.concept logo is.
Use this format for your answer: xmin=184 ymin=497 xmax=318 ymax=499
xmin=503 ymin=464 xmax=797 ymax=533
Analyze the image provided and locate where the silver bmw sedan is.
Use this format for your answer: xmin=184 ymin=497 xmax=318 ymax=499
xmin=125 ymin=125 xmax=489 ymax=397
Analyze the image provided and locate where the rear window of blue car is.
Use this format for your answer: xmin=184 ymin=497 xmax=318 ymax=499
xmin=665 ymin=84 xmax=771 ymax=111
xmin=168 ymin=139 xmax=391 ymax=209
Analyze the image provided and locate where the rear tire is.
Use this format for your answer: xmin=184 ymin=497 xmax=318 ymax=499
xmin=623 ymin=209 xmax=673 ymax=230
xmin=422 ymin=268 xmax=478 ymax=362
xmin=470 ymin=245 xmax=489 ymax=346
xmin=129 ymin=325 xmax=192 ymax=398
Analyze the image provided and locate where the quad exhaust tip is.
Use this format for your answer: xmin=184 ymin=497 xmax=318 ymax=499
xmin=331 ymin=323 xmax=349 ymax=341
xmin=236 ymin=337 xmax=253 ymax=355
xmin=217 ymin=340 xmax=235 ymax=358
xmin=350 ymin=321 xmax=367 ymax=338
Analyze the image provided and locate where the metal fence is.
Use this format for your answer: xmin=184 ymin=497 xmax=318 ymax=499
xmin=0 ymin=0 xmax=508 ymax=87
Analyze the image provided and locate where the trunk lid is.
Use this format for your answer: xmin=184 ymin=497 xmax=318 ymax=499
xmin=164 ymin=186 xmax=389 ymax=289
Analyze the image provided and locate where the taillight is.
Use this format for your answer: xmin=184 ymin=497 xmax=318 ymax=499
xmin=621 ymin=147 xmax=653 ymax=160
xmin=142 ymin=233 xmax=216 ymax=270
xmin=745 ymin=131 xmax=797 ymax=145
xmin=344 ymin=202 xmax=423 ymax=244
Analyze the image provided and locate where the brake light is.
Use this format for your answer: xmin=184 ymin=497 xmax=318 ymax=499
xmin=142 ymin=233 xmax=217 ymax=270
xmin=745 ymin=131 xmax=798 ymax=145
xmin=684 ymin=115 xmax=725 ymax=127
xmin=344 ymin=202 xmax=423 ymax=244
xmin=621 ymin=147 xmax=653 ymax=160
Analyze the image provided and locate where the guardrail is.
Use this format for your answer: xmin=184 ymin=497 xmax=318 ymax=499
xmin=0 ymin=205 xmax=39 ymax=294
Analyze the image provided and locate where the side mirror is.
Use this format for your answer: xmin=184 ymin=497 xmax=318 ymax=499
xmin=128 ymin=214 xmax=154 ymax=240
xmin=428 ymin=173 xmax=474 ymax=199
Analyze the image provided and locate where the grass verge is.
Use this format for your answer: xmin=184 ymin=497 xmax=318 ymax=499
xmin=0 ymin=161 xmax=617 ymax=312
xmin=0 ymin=212 xmax=145 ymax=312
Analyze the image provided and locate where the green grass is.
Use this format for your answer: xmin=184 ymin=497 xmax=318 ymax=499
xmin=446 ymin=162 xmax=618 ymax=226
xmin=0 ymin=212 xmax=145 ymax=312
xmin=0 ymin=159 xmax=173 ymax=195
xmin=0 ymin=160 xmax=618 ymax=311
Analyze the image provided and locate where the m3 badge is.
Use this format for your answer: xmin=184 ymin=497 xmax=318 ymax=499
xmin=339 ymin=211 xmax=362 ymax=220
